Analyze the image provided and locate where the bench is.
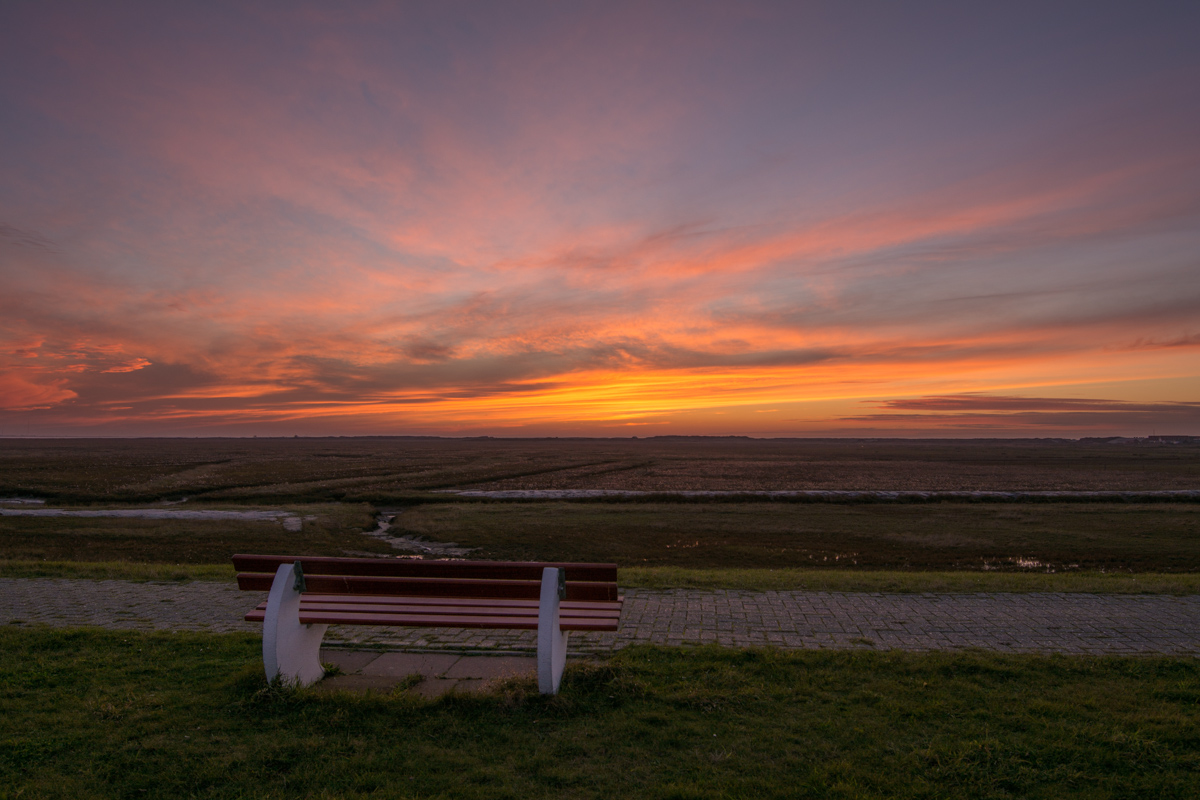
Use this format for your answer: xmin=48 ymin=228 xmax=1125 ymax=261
xmin=233 ymin=554 xmax=623 ymax=694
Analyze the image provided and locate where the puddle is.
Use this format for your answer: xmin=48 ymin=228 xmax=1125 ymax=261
xmin=361 ymin=512 xmax=477 ymax=558
xmin=981 ymin=557 xmax=1082 ymax=572
xmin=283 ymin=515 xmax=317 ymax=532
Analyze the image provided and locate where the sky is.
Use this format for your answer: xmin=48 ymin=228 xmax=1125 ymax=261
xmin=2 ymin=1 xmax=1199 ymax=438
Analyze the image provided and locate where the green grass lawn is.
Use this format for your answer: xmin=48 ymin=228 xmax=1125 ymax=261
xmin=2 ymin=627 xmax=1199 ymax=799
xmin=393 ymin=501 xmax=1200 ymax=572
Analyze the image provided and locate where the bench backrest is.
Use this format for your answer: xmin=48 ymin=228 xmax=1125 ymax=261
xmin=232 ymin=554 xmax=620 ymax=602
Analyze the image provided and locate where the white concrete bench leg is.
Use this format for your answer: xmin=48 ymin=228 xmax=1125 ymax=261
xmin=262 ymin=562 xmax=328 ymax=687
xmin=537 ymin=567 xmax=569 ymax=695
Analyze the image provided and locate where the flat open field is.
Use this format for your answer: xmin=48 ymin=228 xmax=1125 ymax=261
xmin=2 ymin=437 xmax=1199 ymax=502
xmin=395 ymin=502 xmax=1200 ymax=572
xmin=0 ymin=504 xmax=384 ymax=564
xmin=3 ymin=500 xmax=1199 ymax=575
xmin=2 ymin=437 xmax=1198 ymax=585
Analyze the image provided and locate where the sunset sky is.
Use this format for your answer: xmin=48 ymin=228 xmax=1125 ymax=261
xmin=2 ymin=1 xmax=1199 ymax=437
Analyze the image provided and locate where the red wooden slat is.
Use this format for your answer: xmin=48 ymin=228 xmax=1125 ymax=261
xmin=236 ymin=572 xmax=618 ymax=601
xmin=232 ymin=554 xmax=617 ymax=582
xmin=251 ymin=596 xmax=538 ymax=610
xmin=303 ymin=611 xmax=538 ymax=629
xmin=241 ymin=609 xmax=620 ymax=632
xmin=297 ymin=602 xmax=619 ymax=620
xmin=293 ymin=610 xmax=619 ymax=631
xmin=302 ymin=603 xmax=538 ymax=619
xmin=246 ymin=597 xmax=619 ymax=618
xmin=237 ymin=573 xmax=540 ymax=598
xmin=247 ymin=600 xmax=619 ymax=618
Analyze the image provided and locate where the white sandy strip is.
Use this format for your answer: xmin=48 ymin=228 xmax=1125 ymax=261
xmin=0 ymin=508 xmax=289 ymax=520
xmin=0 ymin=507 xmax=309 ymax=530
xmin=442 ymin=489 xmax=1200 ymax=501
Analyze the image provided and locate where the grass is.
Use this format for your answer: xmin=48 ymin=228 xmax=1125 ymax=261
xmin=392 ymin=501 xmax=1200 ymax=572
xmin=4 ymin=488 xmax=1200 ymax=593
xmin=0 ymin=503 xmax=388 ymax=563
xmin=5 ymin=560 xmax=1200 ymax=595
xmin=4 ymin=496 xmax=1200 ymax=593
xmin=0 ymin=559 xmax=237 ymax=582
xmin=2 ymin=627 xmax=1199 ymax=798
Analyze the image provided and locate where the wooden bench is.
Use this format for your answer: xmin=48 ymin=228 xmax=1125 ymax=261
xmin=233 ymin=554 xmax=623 ymax=694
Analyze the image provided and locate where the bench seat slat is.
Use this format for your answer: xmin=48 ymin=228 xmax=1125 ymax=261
xmin=300 ymin=604 xmax=618 ymax=619
xmin=243 ymin=608 xmax=619 ymax=632
xmin=298 ymin=611 xmax=617 ymax=631
xmin=237 ymin=573 xmax=538 ymax=597
xmin=236 ymin=572 xmax=619 ymax=602
xmin=253 ymin=609 xmax=618 ymax=625
xmin=250 ymin=596 xmax=623 ymax=613
xmin=246 ymin=600 xmax=619 ymax=620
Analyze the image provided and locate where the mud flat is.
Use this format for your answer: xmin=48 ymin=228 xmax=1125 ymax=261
xmin=3 ymin=437 xmax=1199 ymax=503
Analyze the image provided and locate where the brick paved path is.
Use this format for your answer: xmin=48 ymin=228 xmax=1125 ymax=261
xmin=3 ymin=578 xmax=1198 ymax=656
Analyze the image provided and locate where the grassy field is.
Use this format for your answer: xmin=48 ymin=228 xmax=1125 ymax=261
xmin=0 ymin=503 xmax=387 ymax=563
xmin=3 ymin=437 xmax=1199 ymax=503
xmin=393 ymin=501 xmax=1200 ymax=572
xmin=0 ymin=560 xmax=238 ymax=582
xmin=5 ymin=499 xmax=1200 ymax=589
xmin=3 ymin=438 xmax=1198 ymax=591
xmin=2 ymin=627 xmax=1199 ymax=799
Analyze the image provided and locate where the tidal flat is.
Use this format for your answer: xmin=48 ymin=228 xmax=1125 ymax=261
xmin=3 ymin=436 xmax=1199 ymax=504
